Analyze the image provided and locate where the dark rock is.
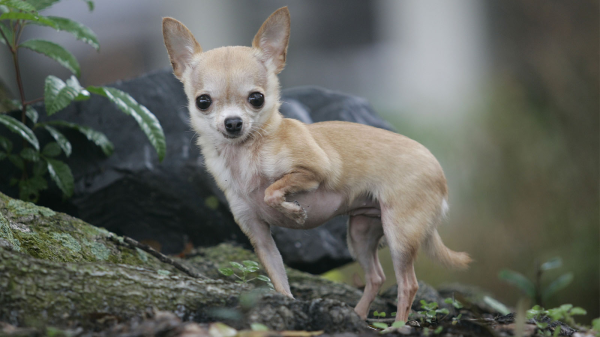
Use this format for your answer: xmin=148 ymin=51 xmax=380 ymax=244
xmin=0 ymin=69 xmax=394 ymax=274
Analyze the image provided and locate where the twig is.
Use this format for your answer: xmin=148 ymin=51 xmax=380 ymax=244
xmin=109 ymin=235 xmax=209 ymax=280
xmin=24 ymin=97 xmax=43 ymax=106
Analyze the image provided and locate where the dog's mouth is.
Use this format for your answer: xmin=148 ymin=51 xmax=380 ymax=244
xmin=221 ymin=132 xmax=240 ymax=139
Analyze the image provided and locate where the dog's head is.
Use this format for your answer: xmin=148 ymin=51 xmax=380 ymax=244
xmin=162 ymin=7 xmax=290 ymax=144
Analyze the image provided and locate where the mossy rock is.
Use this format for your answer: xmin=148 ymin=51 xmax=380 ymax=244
xmin=0 ymin=192 xmax=167 ymax=270
xmin=184 ymin=243 xmax=391 ymax=313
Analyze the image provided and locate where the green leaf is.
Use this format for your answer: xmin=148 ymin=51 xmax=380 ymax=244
xmin=42 ymin=125 xmax=71 ymax=156
xmin=45 ymin=16 xmax=99 ymax=50
xmin=0 ymin=12 xmax=57 ymax=29
xmin=44 ymin=75 xmax=84 ymax=115
xmin=20 ymin=39 xmax=80 ymax=76
xmin=0 ymin=114 xmax=39 ymax=150
xmin=434 ymin=326 xmax=443 ymax=334
xmin=391 ymin=321 xmax=405 ymax=328
xmin=371 ymin=322 xmax=388 ymax=329
xmin=592 ymin=318 xmax=600 ymax=333
xmin=444 ymin=298 xmax=463 ymax=309
xmin=540 ymin=257 xmax=562 ymax=271
xmin=229 ymin=261 xmax=243 ymax=270
xmin=498 ymin=269 xmax=535 ymax=298
xmin=527 ymin=305 xmax=546 ymax=319
xmin=256 ymin=275 xmax=270 ymax=282
xmin=250 ymin=323 xmax=269 ymax=332
xmin=25 ymin=0 xmax=60 ymax=11
xmin=483 ymin=296 xmax=511 ymax=315
xmin=569 ymin=307 xmax=587 ymax=316
xmin=45 ymin=158 xmax=73 ymax=198
xmin=245 ymin=266 xmax=259 ymax=273
xmin=218 ymin=268 xmax=234 ymax=277
xmin=436 ymin=308 xmax=450 ymax=315
xmin=0 ymin=0 xmax=37 ymax=12
xmin=7 ymin=99 xmax=20 ymax=110
xmin=87 ymin=86 xmax=165 ymax=161
xmin=8 ymin=153 xmax=23 ymax=169
xmin=20 ymin=147 xmax=39 ymax=162
xmin=26 ymin=106 xmax=38 ymax=123
xmin=0 ymin=5 xmax=9 ymax=13
xmin=75 ymin=89 xmax=90 ymax=101
xmin=0 ymin=22 xmax=14 ymax=47
xmin=0 ymin=135 xmax=12 ymax=152
xmin=33 ymin=160 xmax=47 ymax=176
xmin=45 ymin=120 xmax=113 ymax=156
xmin=42 ymin=142 xmax=61 ymax=157
xmin=542 ymin=273 xmax=573 ymax=301
xmin=18 ymin=175 xmax=47 ymax=202
xmin=243 ymin=260 xmax=259 ymax=268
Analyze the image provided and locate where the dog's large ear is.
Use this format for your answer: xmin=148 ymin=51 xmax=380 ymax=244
xmin=162 ymin=18 xmax=202 ymax=80
xmin=252 ymin=7 xmax=291 ymax=74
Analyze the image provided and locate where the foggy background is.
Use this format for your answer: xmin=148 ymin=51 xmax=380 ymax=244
xmin=0 ymin=0 xmax=597 ymax=321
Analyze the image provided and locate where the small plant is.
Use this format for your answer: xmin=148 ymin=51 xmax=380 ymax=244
xmin=0 ymin=0 xmax=166 ymax=202
xmin=527 ymin=304 xmax=587 ymax=328
xmin=444 ymin=297 xmax=463 ymax=309
xmin=218 ymin=260 xmax=274 ymax=289
xmin=499 ymin=257 xmax=573 ymax=307
xmin=443 ymin=297 xmax=463 ymax=325
xmin=418 ymin=300 xmax=450 ymax=324
xmin=370 ymin=320 xmax=405 ymax=332
xmin=592 ymin=318 xmax=600 ymax=334
xmin=373 ymin=310 xmax=386 ymax=318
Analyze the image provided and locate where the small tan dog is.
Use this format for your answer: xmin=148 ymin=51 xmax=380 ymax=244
xmin=162 ymin=7 xmax=471 ymax=322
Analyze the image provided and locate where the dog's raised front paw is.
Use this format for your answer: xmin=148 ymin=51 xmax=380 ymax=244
xmin=281 ymin=201 xmax=307 ymax=225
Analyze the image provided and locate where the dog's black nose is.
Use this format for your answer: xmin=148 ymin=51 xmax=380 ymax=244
xmin=224 ymin=117 xmax=243 ymax=134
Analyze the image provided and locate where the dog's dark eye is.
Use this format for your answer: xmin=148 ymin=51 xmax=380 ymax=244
xmin=248 ymin=92 xmax=264 ymax=108
xmin=196 ymin=94 xmax=212 ymax=111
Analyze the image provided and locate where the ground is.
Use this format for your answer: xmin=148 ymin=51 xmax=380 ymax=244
xmin=0 ymin=191 xmax=593 ymax=336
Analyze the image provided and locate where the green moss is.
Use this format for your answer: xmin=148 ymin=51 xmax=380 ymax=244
xmin=0 ymin=213 xmax=21 ymax=251
xmin=7 ymin=199 xmax=55 ymax=217
xmin=204 ymin=196 xmax=219 ymax=210
xmin=157 ymin=269 xmax=171 ymax=276
xmin=0 ymin=192 xmax=182 ymax=274
xmin=51 ymin=233 xmax=82 ymax=253
xmin=136 ymin=248 xmax=149 ymax=263
xmin=83 ymin=239 xmax=111 ymax=261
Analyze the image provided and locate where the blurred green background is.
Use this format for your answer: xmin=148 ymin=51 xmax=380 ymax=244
xmin=0 ymin=0 xmax=597 ymax=323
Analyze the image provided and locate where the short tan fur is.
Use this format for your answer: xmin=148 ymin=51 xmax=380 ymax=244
xmin=162 ymin=7 xmax=471 ymax=322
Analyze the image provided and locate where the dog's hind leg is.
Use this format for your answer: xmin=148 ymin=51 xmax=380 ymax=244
xmin=348 ymin=215 xmax=386 ymax=320
xmin=381 ymin=203 xmax=431 ymax=322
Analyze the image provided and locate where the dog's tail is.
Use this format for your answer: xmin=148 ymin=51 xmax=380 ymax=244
xmin=423 ymin=229 xmax=472 ymax=269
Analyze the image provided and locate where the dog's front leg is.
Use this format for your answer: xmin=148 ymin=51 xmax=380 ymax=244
xmin=241 ymin=219 xmax=293 ymax=298
xmin=264 ymin=170 xmax=320 ymax=225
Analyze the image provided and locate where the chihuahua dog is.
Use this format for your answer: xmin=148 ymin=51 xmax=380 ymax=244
xmin=162 ymin=7 xmax=471 ymax=321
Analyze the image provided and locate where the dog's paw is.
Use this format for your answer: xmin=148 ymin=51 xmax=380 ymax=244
xmin=264 ymin=190 xmax=285 ymax=208
xmin=281 ymin=201 xmax=307 ymax=225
